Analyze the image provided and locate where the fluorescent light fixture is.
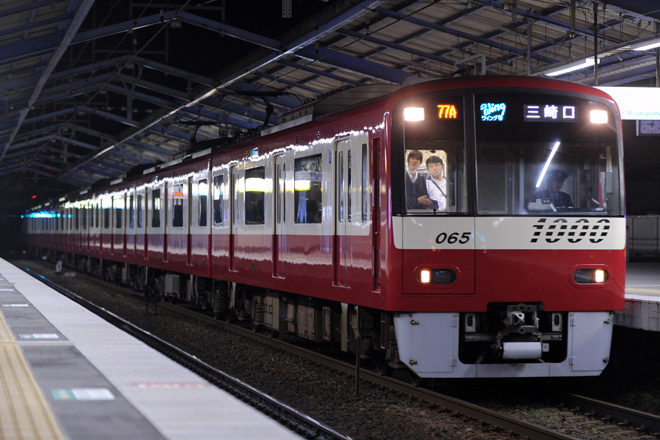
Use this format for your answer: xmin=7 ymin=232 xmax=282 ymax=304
xmin=632 ymin=38 xmax=660 ymax=51
xmin=545 ymin=58 xmax=598 ymax=77
xmin=535 ymin=141 xmax=561 ymax=188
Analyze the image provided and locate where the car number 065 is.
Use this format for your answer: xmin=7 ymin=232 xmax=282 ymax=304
xmin=435 ymin=232 xmax=471 ymax=244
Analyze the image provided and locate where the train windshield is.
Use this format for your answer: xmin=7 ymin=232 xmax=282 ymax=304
xmin=475 ymin=92 xmax=622 ymax=216
xmin=399 ymin=94 xmax=468 ymax=214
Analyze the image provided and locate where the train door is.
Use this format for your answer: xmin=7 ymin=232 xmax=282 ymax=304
xmin=334 ymin=137 xmax=352 ymax=286
xmin=187 ymin=176 xmax=193 ymax=266
xmin=229 ymin=165 xmax=237 ymax=271
xmin=163 ymin=182 xmax=168 ymax=262
xmin=372 ymin=138 xmax=382 ymax=292
xmin=273 ymin=154 xmax=285 ymax=278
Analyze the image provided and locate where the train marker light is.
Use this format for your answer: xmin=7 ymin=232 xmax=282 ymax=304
xmin=590 ymin=110 xmax=608 ymax=124
xmin=419 ymin=269 xmax=431 ymax=284
xmin=574 ymin=268 xmax=609 ymax=284
xmin=404 ymin=107 xmax=424 ymax=122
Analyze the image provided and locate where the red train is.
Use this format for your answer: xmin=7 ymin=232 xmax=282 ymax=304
xmin=24 ymin=76 xmax=626 ymax=379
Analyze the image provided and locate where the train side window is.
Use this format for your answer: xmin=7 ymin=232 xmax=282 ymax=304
xmin=294 ymin=154 xmax=322 ymax=224
xmin=172 ymin=183 xmax=184 ymax=227
xmin=152 ymin=189 xmax=161 ymax=228
xmin=245 ymin=167 xmax=265 ymax=225
xmin=213 ymin=174 xmax=223 ymax=225
xmin=198 ymin=179 xmax=208 ymax=227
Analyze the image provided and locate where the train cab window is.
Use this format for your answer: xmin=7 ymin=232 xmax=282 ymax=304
xmin=198 ymin=179 xmax=208 ymax=227
xmin=172 ymin=183 xmax=184 ymax=227
xmin=152 ymin=189 xmax=161 ymax=228
xmin=245 ymin=167 xmax=265 ymax=225
xmin=294 ymin=154 xmax=323 ymax=224
xmin=474 ymin=93 xmax=622 ymax=216
xmin=397 ymin=94 xmax=467 ymax=215
xmin=213 ymin=175 xmax=223 ymax=225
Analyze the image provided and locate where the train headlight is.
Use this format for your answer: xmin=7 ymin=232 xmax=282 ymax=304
xmin=573 ymin=268 xmax=609 ymax=284
xmin=404 ymin=107 xmax=425 ymax=122
xmin=417 ymin=268 xmax=457 ymax=285
xmin=590 ymin=110 xmax=608 ymax=124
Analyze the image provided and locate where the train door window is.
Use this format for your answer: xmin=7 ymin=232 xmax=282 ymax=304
xmin=361 ymin=143 xmax=369 ymax=223
xmin=103 ymin=198 xmax=111 ymax=229
xmin=294 ymin=154 xmax=322 ymax=224
xmin=114 ymin=197 xmax=123 ymax=229
xmin=213 ymin=174 xmax=223 ymax=225
xmin=245 ymin=167 xmax=265 ymax=225
xmin=128 ymin=194 xmax=134 ymax=229
xmin=82 ymin=206 xmax=87 ymax=230
xmin=152 ymin=189 xmax=161 ymax=228
xmin=398 ymin=94 xmax=466 ymax=215
xmin=172 ymin=183 xmax=184 ymax=227
xmin=137 ymin=194 xmax=143 ymax=228
xmin=75 ymin=208 xmax=79 ymax=230
xmin=338 ymin=151 xmax=345 ymax=222
xmin=347 ymin=150 xmax=352 ymax=222
xmin=276 ymin=162 xmax=285 ymax=224
xmin=198 ymin=179 xmax=208 ymax=227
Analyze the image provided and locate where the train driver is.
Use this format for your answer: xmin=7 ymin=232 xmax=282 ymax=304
xmin=533 ymin=169 xmax=573 ymax=208
xmin=405 ymin=150 xmax=434 ymax=210
xmin=425 ymin=155 xmax=447 ymax=211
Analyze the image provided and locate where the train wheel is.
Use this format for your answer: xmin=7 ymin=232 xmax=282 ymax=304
xmin=374 ymin=353 xmax=392 ymax=376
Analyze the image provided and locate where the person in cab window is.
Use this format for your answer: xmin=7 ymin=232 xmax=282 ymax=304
xmin=425 ymin=155 xmax=447 ymax=211
xmin=533 ymin=169 xmax=573 ymax=208
xmin=405 ymin=150 xmax=433 ymax=209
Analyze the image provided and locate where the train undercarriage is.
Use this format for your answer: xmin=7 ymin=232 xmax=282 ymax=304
xmin=36 ymin=248 xmax=600 ymax=380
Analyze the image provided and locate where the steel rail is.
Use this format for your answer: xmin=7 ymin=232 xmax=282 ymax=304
xmin=18 ymin=265 xmax=351 ymax=440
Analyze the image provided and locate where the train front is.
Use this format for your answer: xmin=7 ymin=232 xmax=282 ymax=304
xmin=390 ymin=79 xmax=625 ymax=378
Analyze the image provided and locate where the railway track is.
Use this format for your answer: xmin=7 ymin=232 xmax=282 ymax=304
xmin=19 ymin=265 xmax=350 ymax=440
xmin=16 ymin=261 xmax=660 ymax=440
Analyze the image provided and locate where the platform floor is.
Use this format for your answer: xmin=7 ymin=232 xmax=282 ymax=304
xmin=0 ymin=258 xmax=302 ymax=440
xmin=616 ymin=261 xmax=660 ymax=331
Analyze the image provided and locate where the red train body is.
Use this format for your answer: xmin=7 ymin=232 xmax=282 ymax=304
xmin=25 ymin=76 xmax=626 ymax=378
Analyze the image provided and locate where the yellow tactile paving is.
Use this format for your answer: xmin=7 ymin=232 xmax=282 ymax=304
xmin=0 ymin=311 xmax=66 ymax=440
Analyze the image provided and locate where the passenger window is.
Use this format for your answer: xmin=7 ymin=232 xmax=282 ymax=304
xmin=294 ymin=154 xmax=322 ymax=224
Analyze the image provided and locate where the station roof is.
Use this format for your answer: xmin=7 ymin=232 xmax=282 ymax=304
xmin=1 ymin=0 xmax=659 ymax=206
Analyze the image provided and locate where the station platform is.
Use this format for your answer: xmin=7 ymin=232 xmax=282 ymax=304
xmin=616 ymin=261 xmax=660 ymax=332
xmin=0 ymin=258 xmax=302 ymax=440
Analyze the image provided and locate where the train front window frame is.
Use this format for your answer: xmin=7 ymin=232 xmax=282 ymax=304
xmin=474 ymin=92 xmax=622 ymax=216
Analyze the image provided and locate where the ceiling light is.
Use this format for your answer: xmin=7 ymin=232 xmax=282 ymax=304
xmin=544 ymin=58 xmax=598 ymax=77
xmin=631 ymin=37 xmax=660 ymax=51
